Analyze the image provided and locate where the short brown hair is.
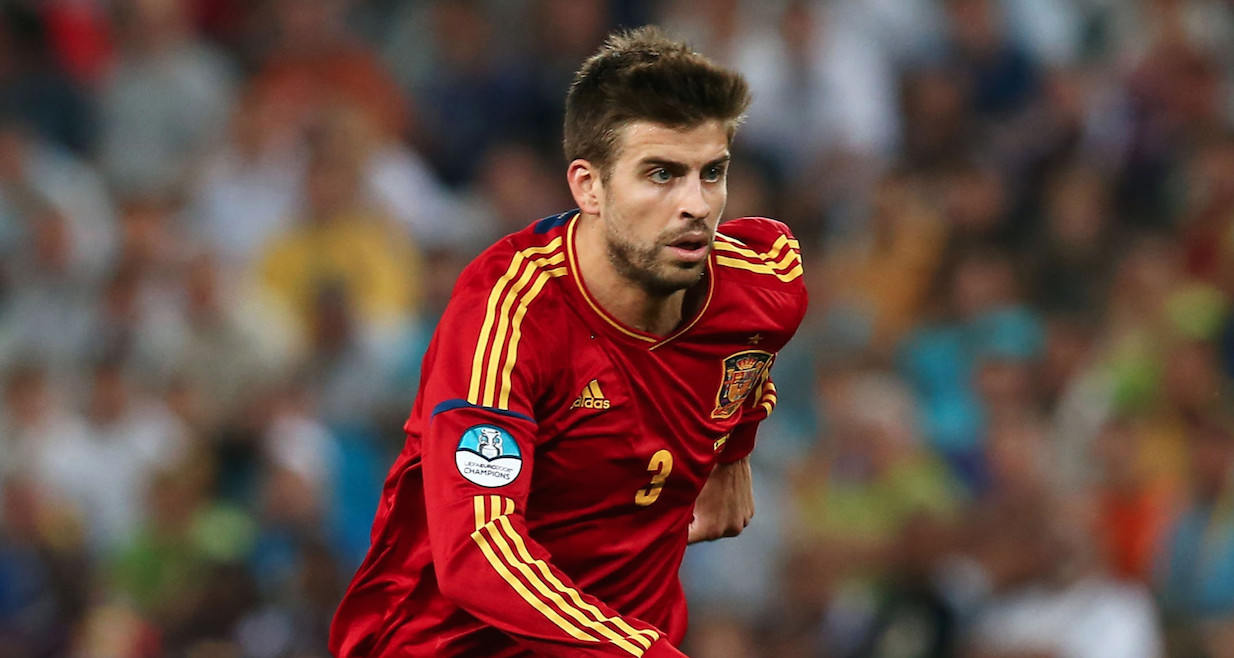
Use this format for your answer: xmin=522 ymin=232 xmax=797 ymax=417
xmin=563 ymin=26 xmax=751 ymax=176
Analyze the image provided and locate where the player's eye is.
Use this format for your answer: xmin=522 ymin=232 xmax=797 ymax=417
xmin=702 ymin=165 xmax=726 ymax=183
xmin=649 ymin=168 xmax=672 ymax=184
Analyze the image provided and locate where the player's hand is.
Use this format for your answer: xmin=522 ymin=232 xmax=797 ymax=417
xmin=688 ymin=456 xmax=754 ymax=544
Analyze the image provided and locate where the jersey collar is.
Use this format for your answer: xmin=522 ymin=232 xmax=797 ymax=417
xmin=565 ymin=212 xmax=714 ymax=351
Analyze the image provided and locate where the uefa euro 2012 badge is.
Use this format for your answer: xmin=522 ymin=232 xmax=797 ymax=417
xmin=455 ymin=425 xmax=523 ymax=487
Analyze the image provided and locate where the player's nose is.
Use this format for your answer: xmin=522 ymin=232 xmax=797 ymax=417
xmin=679 ymin=177 xmax=712 ymax=221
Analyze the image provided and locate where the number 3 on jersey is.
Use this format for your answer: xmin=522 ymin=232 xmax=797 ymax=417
xmin=634 ymin=449 xmax=673 ymax=506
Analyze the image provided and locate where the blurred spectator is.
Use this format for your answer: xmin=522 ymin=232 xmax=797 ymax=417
xmin=298 ymin=280 xmax=395 ymax=427
xmin=255 ymin=117 xmax=423 ymax=355
xmin=39 ymin=0 xmax=114 ymax=87
xmin=189 ymin=92 xmax=305 ymax=268
xmin=98 ymin=0 xmax=236 ymax=197
xmin=897 ymin=245 xmax=1044 ymax=485
xmin=521 ymin=0 xmax=611 ymax=152
xmin=0 ymin=6 xmax=96 ymax=154
xmin=389 ymin=0 xmax=539 ymax=188
xmin=335 ymin=103 xmax=463 ymax=252
xmin=942 ymin=0 xmax=1043 ymax=121
xmin=726 ymin=0 xmax=900 ymax=177
xmin=463 ymin=140 xmax=573 ymax=242
xmin=0 ymin=196 xmax=99 ymax=378
xmin=824 ymin=171 xmax=948 ymax=355
xmin=1156 ymin=416 xmax=1234 ymax=631
xmin=785 ymin=368 xmax=963 ymax=655
xmin=1042 ymin=312 xmax=1117 ymax=493
xmin=33 ymin=360 xmax=189 ymax=554
xmin=1025 ymin=162 xmax=1119 ymax=314
xmin=248 ymin=0 xmax=408 ymax=142
xmin=0 ymin=118 xmax=115 ymax=277
xmin=848 ymin=511 xmax=961 ymax=658
xmin=84 ymin=259 xmax=182 ymax=382
xmin=1090 ymin=417 xmax=1175 ymax=581
xmin=1179 ymin=136 xmax=1234 ymax=289
xmin=0 ymin=364 xmax=90 ymax=508
xmin=899 ymin=64 xmax=977 ymax=171
xmin=1112 ymin=0 xmax=1230 ymax=228
xmin=165 ymin=252 xmax=291 ymax=432
xmin=107 ymin=458 xmax=232 ymax=641
xmin=965 ymin=495 xmax=1164 ymax=658
xmin=937 ymin=160 xmax=1014 ymax=249
xmin=0 ymin=475 xmax=91 ymax=657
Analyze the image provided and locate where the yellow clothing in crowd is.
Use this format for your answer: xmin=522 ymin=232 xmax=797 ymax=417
xmin=258 ymin=211 xmax=422 ymax=336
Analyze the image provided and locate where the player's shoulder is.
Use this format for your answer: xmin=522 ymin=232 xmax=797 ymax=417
xmin=452 ymin=209 xmax=575 ymax=303
xmin=712 ymin=216 xmax=806 ymax=292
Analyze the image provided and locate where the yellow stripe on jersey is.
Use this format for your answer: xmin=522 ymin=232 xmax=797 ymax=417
xmin=714 ymin=233 xmax=799 ymax=263
xmin=714 ymin=233 xmax=803 ymax=282
xmin=469 ymin=496 xmax=656 ymax=656
xmin=497 ymin=516 xmax=660 ymax=651
xmin=475 ymin=495 xmax=518 ymax=530
xmin=498 ymin=267 xmax=566 ymax=409
xmin=759 ymin=381 xmax=778 ymax=417
xmin=714 ymin=256 xmax=803 ymax=282
xmin=483 ymin=253 xmax=565 ymax=406
xmin=490 ymin=518 xmax=654 ymax=656
xmin=472 ymin=530 xmax=600 ymax=642
xmin=483 ymin=264 xmax=541 ymax=405
xmin=468 ymin=239 xmax=567 ymax=409
xmin=481 ymin=525 xmax=635 ymax=649
xmin=469 ymin=249 xmax=535 ymax=405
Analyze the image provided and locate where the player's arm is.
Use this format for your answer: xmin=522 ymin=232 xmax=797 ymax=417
xmin=692 ymin=216 xmax=807 ymax=543
xmin=420 ymin=256 xmax=686 ymax=658
xmin=715 ymin=365 xmax=777 ymax=465
xmin=688 ymin=367 xmax=776 ymax=544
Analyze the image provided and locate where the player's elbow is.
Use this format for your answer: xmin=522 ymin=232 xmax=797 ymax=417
xmin=433 ymin=544 xmax=486 ymax=608
xmin=434 ymin=558 xmax=470 ymax=605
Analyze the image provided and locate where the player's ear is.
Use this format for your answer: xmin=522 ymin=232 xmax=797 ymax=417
xmin=567 ymin=159 xmax=602 ymax=215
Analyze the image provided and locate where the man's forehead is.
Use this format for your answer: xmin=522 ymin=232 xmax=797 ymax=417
xmin=614 ymin=119 xmax=730 ymax=163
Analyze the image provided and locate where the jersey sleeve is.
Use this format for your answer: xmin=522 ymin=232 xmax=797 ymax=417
xmin=715 ymin=365 xmax=777 ymax=464
xmin=712 ymin=216 xmax=807 ymax=465
xmin=418 ymin=247 xmax=685 ymax=658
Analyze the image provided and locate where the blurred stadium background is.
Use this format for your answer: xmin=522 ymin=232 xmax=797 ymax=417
xmin=2 ymin=0 xmax=1234 ymax=656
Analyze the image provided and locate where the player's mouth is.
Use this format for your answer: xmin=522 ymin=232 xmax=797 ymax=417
xmin=666 ymin=233 xmax=711 ymax=262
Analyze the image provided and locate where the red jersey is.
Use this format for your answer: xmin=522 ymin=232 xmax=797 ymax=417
xmin=330 ymin=210 xmax=807 ymax=657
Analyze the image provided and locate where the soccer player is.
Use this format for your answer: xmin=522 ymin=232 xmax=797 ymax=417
xmin=329 ymin=26 xmax=807 ymax=657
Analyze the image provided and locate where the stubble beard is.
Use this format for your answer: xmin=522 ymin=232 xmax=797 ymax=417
xmin=602 ymin=208 xmax=708 ymax=297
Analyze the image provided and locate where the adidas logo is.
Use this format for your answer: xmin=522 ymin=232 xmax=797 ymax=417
xmin=571 ymin=379 xmax=611 ymax=410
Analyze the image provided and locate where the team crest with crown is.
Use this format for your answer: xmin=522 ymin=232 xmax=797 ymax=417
xmin=712 ymin=350 xmax=774 ymax=419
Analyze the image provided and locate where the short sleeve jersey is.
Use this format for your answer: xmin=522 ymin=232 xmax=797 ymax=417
xmin=330 ymin=210 xmax=808 ymax=657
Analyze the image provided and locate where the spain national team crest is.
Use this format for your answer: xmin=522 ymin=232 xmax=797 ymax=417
xmin=455 ymin=425 xmax=523 ymax=488
xmin=712 ymin=350 xmax=774 ymax=419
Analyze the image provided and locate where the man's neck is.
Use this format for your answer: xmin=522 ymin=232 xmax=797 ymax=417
xmin=574 ymin=215 xmax=696 ymax=337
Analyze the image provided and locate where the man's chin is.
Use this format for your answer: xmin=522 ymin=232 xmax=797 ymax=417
xmin=641 ymin=263 xmax=706 ymax=296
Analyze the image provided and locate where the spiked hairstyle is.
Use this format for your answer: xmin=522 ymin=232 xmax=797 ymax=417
xmin=563 ymin=26 xmax=752 ymax=179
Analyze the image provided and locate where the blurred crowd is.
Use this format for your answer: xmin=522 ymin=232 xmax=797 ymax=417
xmin=2 ymin=0 xmax=1234 ymax=656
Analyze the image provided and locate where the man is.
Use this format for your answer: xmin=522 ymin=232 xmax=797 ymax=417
xmin=330 ymin=26 xmax=807 ymax=657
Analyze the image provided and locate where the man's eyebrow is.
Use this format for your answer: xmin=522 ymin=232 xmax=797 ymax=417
xmin=640 ymin=158 xmax=688 ymax=174
xmin=640 ymin=154 xmax=732 ymax=172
